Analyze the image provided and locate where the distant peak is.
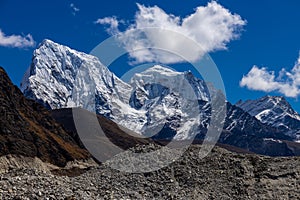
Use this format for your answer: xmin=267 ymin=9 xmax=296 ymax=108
xmin=240 ymin=95 xmax=286 ymax=103
xmin=145 ymin=65 xmax=177 ymax=73
xmin=262 ymin=95 xmax=283 ymax=99
xmin=140 ymin=65 xmax=200 ymax=77
xmin=39 ymin=39 xmax=57 ymax=46
xmin=236 ymin=95 xmax=291 ymax=112
xmin=36 ymin=39 xmax=60 ymax=50
xmin=42 ymin=38 xmax=54 ymax=44
xmin=38 ymin=39 xmax=75 ymax=52
xmin=260 ymin=95 xmax=287 ymax=103
xmin=137 ymin=65 xmax=182 ymax=77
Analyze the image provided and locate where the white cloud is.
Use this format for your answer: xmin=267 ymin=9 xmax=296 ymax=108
xmin=96 ymin=1 xmax=246 ymax=64
xmin=70 ymin=3 xmax=80 ymax=15
xmin=0 ymin=29 xmax=35 ymax=48
xmin=95 ymin=17 xmax=120 ymax=34
xmin=240 ymin=53 xmax=300 ymax=98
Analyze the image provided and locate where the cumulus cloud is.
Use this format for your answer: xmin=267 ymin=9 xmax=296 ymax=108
xmin=0 ymin=29 xmax=35 ymax=48
xmin=95 ymin=17 xmax=120 ymax=34
xmin=70 ymin=3 xmax=80 ymax=15
xmin=96 ymin=1 xmax=246 ymax=64
xmin=240 ymin=53 xmax=300 ymax=98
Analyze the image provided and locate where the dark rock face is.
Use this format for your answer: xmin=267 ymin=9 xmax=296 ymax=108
xmin=236 ymin=96 xmax=300 ymax=140
xmin=0 ymin=67 xmax=90 ymax=167
xmin=190 ymin=102 xmax=300 ymax=156
xmin=219 ymin=103 xmax=300 ymax=156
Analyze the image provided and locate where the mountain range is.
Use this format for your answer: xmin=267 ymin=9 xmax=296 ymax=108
xmin=19 ymin=39 xmax=300 ymax=157
xmin=1 ymin=39 xmax=300 ymax=199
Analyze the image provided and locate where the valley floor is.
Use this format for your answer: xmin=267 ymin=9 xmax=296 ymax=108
xmin=0 ymin=145 xmax=299 ymax=200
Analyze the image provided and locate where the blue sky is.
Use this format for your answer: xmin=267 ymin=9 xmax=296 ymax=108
xmin=1 ymin=0 xmax=300 ymax=111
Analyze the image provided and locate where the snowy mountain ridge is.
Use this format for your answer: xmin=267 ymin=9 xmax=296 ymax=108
xmin=236 ymin=95 xmax=300 ymax=141
xmin=21 ymin=40 xmax=300 ymax=151
xmin=21 ymin=39 xmax=211 ymax=139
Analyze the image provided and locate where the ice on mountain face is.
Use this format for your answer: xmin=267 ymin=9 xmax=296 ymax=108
xmin=130 ymin=65 xmax=210 ymax=103
xmin=236 ymin=96 xmax=300 ymax=124
xmin=25 ymin=39 xmax=299 ymax=147
xmin=184 ymin=71 xmax=211 ymax=101
xmin=21 ymin=39 xmax=131 ymax=111
xmin=23 ymin=39 xmax=300 ymax=157
xmin=263 ymin=138 xmax=283 ymax=144
xmin=127 ymin=65 xmax=207 ymax=138
xmin=21 ymin=40 xmax=148 ymax=133
xmin=22 ymin=39 xmax=100 ymax=109
xmin=236 ymin=96 xmax=300 ymax=140
xmin=116 ymin=65 xmax=225 ymax=140
xmin=21 ymin=40 xmax=214 ymax=140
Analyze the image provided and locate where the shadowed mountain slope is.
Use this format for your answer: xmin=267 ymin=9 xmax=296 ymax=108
xmin=0 ymin=67 xmax=90 ymax=167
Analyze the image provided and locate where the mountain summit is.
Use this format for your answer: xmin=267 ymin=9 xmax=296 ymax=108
xmin=21 ymin=40 xmax=300 ymax=156
xmin=236 ymin=96 xmax=300 ymax=141
xmin=20 ymin=40 xmax=211 ymax=140
xmin=21 ymin=39 xmax=129 ymax=111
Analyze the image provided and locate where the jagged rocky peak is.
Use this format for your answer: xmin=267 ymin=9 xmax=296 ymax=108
xmin=21 ymin=40 xmax=300 ymax=154
xmin=21 ymin=39 xmax=212 ymax=140
xmin=236 ymin=95 xmax=300 ymax=141
xmin=20 ymin=39 xmax=130 ymax=110
xmin=130 ymin=65 xmax=210 ymax=102
xmin=236 ymin=95 xmax=300 ymax=122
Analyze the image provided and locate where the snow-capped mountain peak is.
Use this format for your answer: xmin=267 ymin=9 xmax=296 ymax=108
xmin=130 ymin=65 xmax=210 ymax=102
xmin=138 ymin=65 xmax=181 ymax=76
xmin=20 ymin=39 xmax=300 ymax=155
xmin=236 ymin=95 xmax=300 ymax=140
xmin=236 ymin=95 xmax=300 ymax=122
xmin=21 ymin=40 xmax=213 ymax=139
xmin=20 ymin=39 xmax=130 ymax=111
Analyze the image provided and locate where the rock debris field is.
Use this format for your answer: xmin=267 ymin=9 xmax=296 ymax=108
xmin=0 ymin=144 xmax=299 ymax=200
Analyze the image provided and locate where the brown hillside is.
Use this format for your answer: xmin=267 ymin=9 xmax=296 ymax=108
xmin=0 ymin=67 xmax=90 ymax=167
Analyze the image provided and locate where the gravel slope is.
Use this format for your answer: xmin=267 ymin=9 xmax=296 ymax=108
xmin=0 ymin=144 xmax=299 ymax=200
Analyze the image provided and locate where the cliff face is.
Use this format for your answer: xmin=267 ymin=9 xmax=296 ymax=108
xmin=0 ymin=67 xmax=90 ymax=167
